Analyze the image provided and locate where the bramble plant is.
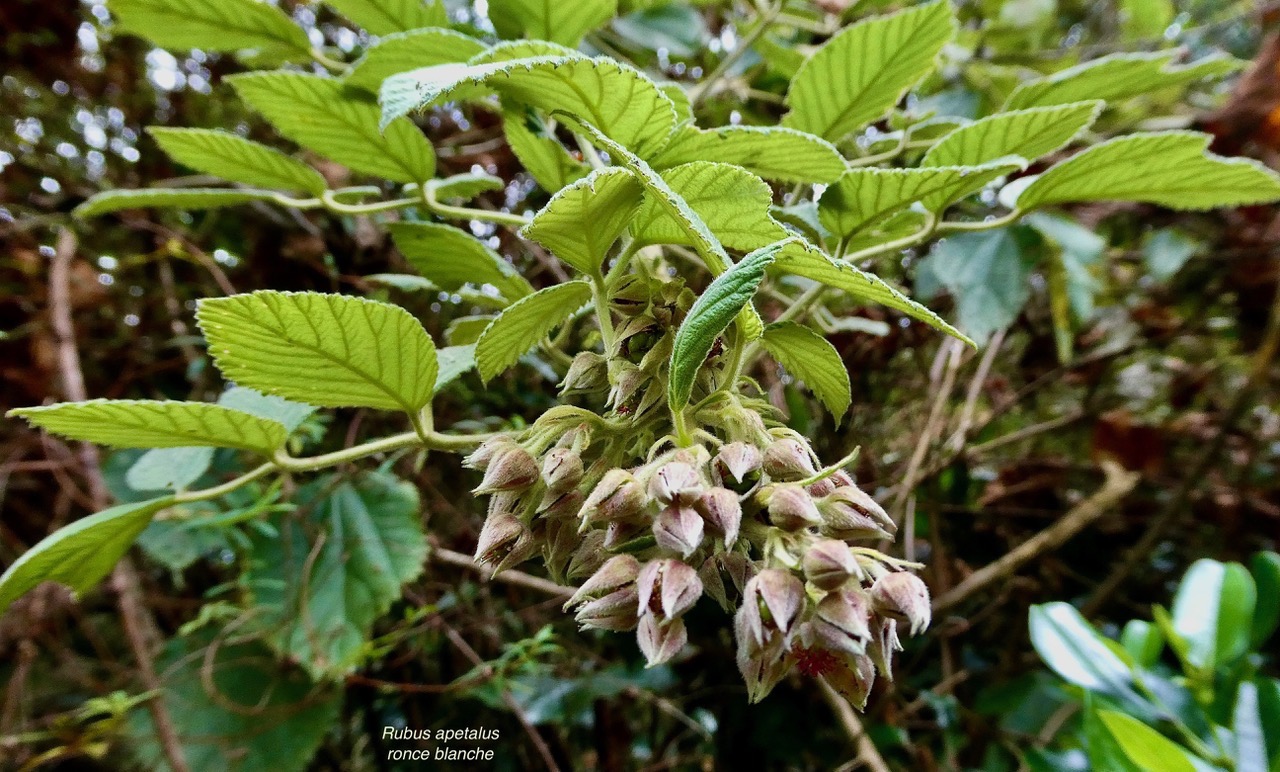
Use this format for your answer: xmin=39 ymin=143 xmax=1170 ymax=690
xmin=5 ymin=0 xmax=1280 ymax=747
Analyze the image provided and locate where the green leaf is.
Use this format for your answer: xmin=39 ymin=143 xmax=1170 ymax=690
xmin=381 ymin=55 xmax=676 ymax=158
xmin=1143 ymin=228 xmax=1200 ymax=282
xmin=435 ymin=344 xmax=477 ymax=390
xmin=918 ymin=228 xmax=1032 ymax=346
xmin=522 ymin=167 xmax=644 ymax=275
xmin=651 ymin=124 xmax=847 ymax=184
xmin=1097 ymin=710 xmax=1198 ymax=772
xmin=1017 ymin=132 xmax=1280 ymax=211
xmin=147 ymin=128 xmax=327 ymax=195
xmin=819 ymin=164 xmax=1017 ymax=240
xmin=244 ymin=473 xmax=427 ymax=678
xmin=773 ymin=239 xmax=971 ymax=345
xmin=1120 ymin=620 xmax=1165 ymax=668
xmin=446 ymin=315 xmax=494 ymax=345
xmin=388 ymin=221 xmax=533 ymax=303
xmin=1250 ymin=552 xmax=1280 ymax=647
xmin=427 ymin=172 xmax=505 ymax=202
xmin=345 ymin=28 xmax=486 ymax=92
xmin=325 ymin=0 xmax=447 ymax=35
xmin=230 ymin=72 xmax=435 ymax=184
xmin=1257 ymin=678 xmax=1280 ymax=770
xmin=488 ymin=0 xmax=617 ymax=46
xmin=782 ymin=0 xmax=955 ymax=141
xmin=1171 ymin=558 xmax=1257 ymax=670
xmin=1120 ymin=0 xmax=1173 ymax=41
xmin=1028 ymin=602 xmax=1146 ymax=705
xmin=1234 ymin=681 xmax=1270 ymax=772
xmin=218 ymin=386 xmax=317 ymax=432
xmin=9 ymin=400 xmax=288 ymax=454
xmin=503 ymin=106 xmax=591 ymax=192
xmin=73 ymin=188 xmax=277 ymax=219
xmin=107 ymin=0 xmax=311 ymax=57
xmin=197 ymin=291 xmax=439 ymax=413
xmin=127 ymin=446 xmax=215 ymax=492
xmin=669 ymin=242 xmax=783 ymax=411
xmin=631 ymin=161 xmax=790 ymax=252
xmin=476 ymin=281 xmax=593 ymax=382
xmin=129 ymin=632 xmax=341 ymax=772
xmin=0 ymin=497 xmax=172 ymax=613
xmin=1084 ymin=694 xmax=1144 ymax=772
xmin=920 ymin=101 xmax=1102 ymax=170
xmin=760 ymin=322 xmax=852 ymax=420
xmin=1005 ymin=52 xmax=1240 ymax=110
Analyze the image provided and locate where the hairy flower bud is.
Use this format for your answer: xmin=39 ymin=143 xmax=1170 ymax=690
xmin=653 ymin=504 xmax=704 ymax=558
xmin=473 ymin=444 xmax=538 ymax=494
xmin=869 ymin=572 xmax=931 ymax=636
xmin=735 ymin=619 xmax=793 ymax=704
xmin=637 ymin=559 xmax=703 ymax=621
xmin=579 ymin=469 xmax=646 ymax=527
xmin=763 ymin=438 xmax=817 ymax=481
xmin=565 ymin=530 xmax=607 ymax=580
xmin=648 ymin=461 xmax=703 ymax=506
xmin=739 ymin=569 xmax=805 ymax=647
xmin=820 ymin=485 xmax=894 ymax=531
xmin=825 ymin=654 xmax=876 ymax=710
xmin=474 ymin=511 xmax=536 ymax=572
xmin=712 ymin=442 xmax=763 ymax=492
xmin=565 ymin=554 xmax=640 ymax=610
xmin=811 ymin=591 xmax=873 ymax=656
xmin=637 ymin=614 xmax=687 ymax=667
xmin=696 ymin=488 xmax=742 ymax=547
xmin=575 ymin=587 xmax=640 ymax=632
xmin=803 ymin=539 xmax=862 ymax=591
xmin=541 ymin=448 xmax=583 ymax=495
xmin=559 ymin=351 xmax=609 ymax=395
xmin=464 ymin=435 xmax=518 ymax=471
xmin=868 ymin=617 xmax=903 ymax=681
xmin=761 ymin=484 xmax=822 ymax=530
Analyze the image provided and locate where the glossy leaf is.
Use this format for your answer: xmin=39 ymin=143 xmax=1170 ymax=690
xmin=523 ymin=167 xmax=644 ymax=274
xmin=488 ymin=0 xmax=617 ymax=46
xmin=1170 ymin=558 xmax=1257 ymax=670
xmin=760 ymin=322 xmax=852 ymax=419
xmin=651 ymin=124 xmax=847 ymax=184
xmin=1234 ymin=681 xmax=1269 ymax=772
xmin=1029 ymin=602 xmax=1146 ymax=705
xmin=1083 ymin=693 xmax=1143 ymax=772
xmin=1005 ymin=51 xmax=1240 ymax=110
xmin=197 ymin=291 xmax=439 ymax=413
xmin=108 ymin=0 xmax=311 ymax=57
xmin=1249 ymin=552 xmax=1280 ymax=646
xmin=475 ymin=281 xmax=593 ymax=382
xmin=389 ymin=221 xmax=533 ymax=303
xmin=148 ymin=128 xmax=326 ymax=194
xmin=1097 ymin=710 xmax=1198 ymax=772
xmin=231 ymin=72 xmax=435 ymax=183
xmin=325 ymin=0 xmax=447 ymax=35
xmin=1120 ymin=619 xmax=1165 ymax=668
xmin=345 ymin=28 xmax=486 ymax=92
xmin=783 ymin=0 xmax=954 ymax=141
xmin=74 ymin=188 xmax=277 ymax=219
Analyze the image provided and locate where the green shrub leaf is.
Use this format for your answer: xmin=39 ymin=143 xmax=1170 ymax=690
xmin=1170 ymin=558 xmax=1257 ymax=670
xmin=389 ymin=221 xmax=533 ymax=303
xmin=920 ymin=101 xmax=1103 ymax=170
xmin=435 ymin=344 xmax=478 ymax=390
xmin=669 ymin=241 xmax=783 ymax=411
xmin=325 ymin=0 xmax=447 ymax=35
xmin=503 ymin=107 xmax=591 ymax=193
xmin=488 ymin=0 xmax=617 ymax=46
xmin=760 ymin=322 xmax=852 ymax=420
xmin=1250 ymin=552 xmax=1280 ymax=647
xmin=523 ymin=167 xmax=644 ymax=275
xmin=74 ymin=188 xmax=277 ymax=219
xmin=0 ymin=497 xmax=173 ymax=613
xmin=9 ymin=400 xmax=288 ymax=455
xmin=231 ymin=72 xmax=435 ymax=184
xmin=783 ymin=0 xmax=954 ymax=141
xmin=1096 ymin=711 xmax=1198 ymax=772
xmin=819 ymin=164 xmax=1017 ymax=240
xmin=345 ymin=28 xmax=486 ymax=92
xmin=917 ymin=228 xmax=1033 ymax=346
xmin=651 ymin=125 xmax=847 ymax=184
xmin=147 ymin=128 xmax=327 ymax=195
xmin=381 ymin=56 xmax=676 ymax=158
xmin=1005 ymin=51 xmax=1241 ymax=110
xmin=108 ymin=0 xmax=311 ymax=57
xmin=197 ymin=291 xmax=439 ymax=413
xmin=476 ymin=281 xmax=593 ymax=382
xmin=632 ymin=161 xmax=791 ymax=252
xmin=1016 ymin=131 xmax=1280 ymax=211
xmin=427 ymin=172 xmax=506 ymax=202
xmin=1029 ymin=602 xmax=1146 ymax=705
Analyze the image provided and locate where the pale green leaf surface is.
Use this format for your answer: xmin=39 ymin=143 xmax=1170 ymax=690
xmin=819 ymin=164 xmax=1017 ymax=239
xmin=231 ymin=72 xmax=435 ymax=183
xmin=503 ymin=106 xmax=591 ymax=192
xmin=325 ymin=0 xmax=447 ymax=35
xmin=651 ymin=124 xmax=847 ymax=184
xmin=1097 ymin=711 xmax=1197 ymax=772
xmin=488 ymin=0 xmax=617 ymax=46
xmin=476 ymin=281 xmax=592 ymax=382
xmin=435 ymin=344 xmax=477 ymax=390
xmin=1029 ymin=603 xmax=1145 ymax=705
xmin=761 ymin=322 xmax=851 ymax=419
xmin=1005 ymin=51 xmax=1240 ymax=110
xmin=523 ymin=167 xmax=644 ymax=274
xmin=218 ymin=386 xmax=318 ymax=433
xmin=108 ymin=0 xmax=310 ymax=56
xmin=427 ymin=172 xmax=505 ymax=202
xmin=920 ymin=101 xmax=1102 ymax=169
xmin=345 ymin=28 xmax=486 ymax=92
xmin=74 ymin=188 xmax=276 ymax=219
xmin=632 ymin=161 xmax=790 ymax=251
xmin=783 ymin=0 xmax=955 ymax=140
xmin=1171 ymin=558 xmax=1256 ymax=670
xmin=148 ymin=127 xmax=327 ymax=195
xmin=388 ymin=221 xmax=533 ymax=302
xmin=9 ymin=400 xmax=288 ymax=454
xmin=197 ymin=291 xmax=439 ymax=413
xmin=1016 ymin=131 xmax=1280 ymax=211
xmin=917 ymin=228 xmax=1033 ymax=346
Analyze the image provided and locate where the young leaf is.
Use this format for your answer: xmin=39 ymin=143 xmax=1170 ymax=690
xmin=9 ymin=400 xmax=288 ymax=455
xmin=668 ymin=242 xmax=783 ymax=411
xmin=74 ymin=188 xmax=278 ymax=219
xmin=631 ymin=161 xmax=791 ymax=252
xmin=0 ymin=497 xmax=173 ymax=613
xmin=435 ymin=344 xmax=477 ymax=390
xmin=244 ymin=473 xmax=427 ymax=678
xmin=1119 ymin=620 xmax=1165 ymax=668
xmin=380 ymin=56 xmax=676 ymax=158
xmin=147 ymin=128 xmax=327 ymax=195
xmin=108 ymin=0 xmax=311 ymax=58
xmin=488 ymin=0 xmax=617 ymax=46
xmin=920 ymin=101 xmax=1103 ymax=170
xmin=819 ymin=164 xmax=1017 ymax=240
xmin=772 ymin=239 xmax=971 ymax=345
xmin=650 ymin=124 xmax=847 ymax=184
xmin=388 ymin=222 xmax=533 ymax=303
xmin=1096 ymin=711 xmax=1198 ymax=772
xmin=345 ymin=28 xmax=486 ymax=92
xmin=426 ymin=172 xmax=505 ymax=202
xmin=782 ymin=0 xmax=955 ymax=141
xmin=503 ymin=106 xmax=591 ymax=193
xmin=1016 ymin=131 xmax=1280 ymax=211
xmin=475 ymin=281 xmax=593 ymax=382
xmin=1083 ymin=695 xmax=1144 ymax=772
xmin=1028 ymin=603 xmax=1147 ymax=706
xmin=196 ymin=291 xmax=439 ymax=414
xmin=917 ymin=228 xmax=1033 ymax=346
xmin=1170 ymin=558 xmax=1257 ymax=670
xmin=1250 ymin=552 xmax=1280 ymax=647
xmin=522 ymin=167 xmax=644 ymax=275
xmin=1005 ymin=51 xmax=1240 ymax=110
xmin=230 ymin=72 xmax=435 ymax=184
xmin=760 ymin=322 xmax=852 ymax=420
xmin=325 ymin=0 xmax=447 ymax=36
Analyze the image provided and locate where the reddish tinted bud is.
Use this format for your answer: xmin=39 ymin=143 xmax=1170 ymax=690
xmin=653 ymin=504 xmax=704 ymax=558
xmin=637 ymin=614 xmax=687 ymax=667
xmin=803 ymin=539 xmax=861 ymax=591
xmin=869 ymin=571 xmax=931 ymax=636
xmin=761 ymin=484 xmax=822 ymax=530
xmin=696 ymin=487 xmax=742 ymax=547
xmin=763 ymin=438 xmax=817 ymax=481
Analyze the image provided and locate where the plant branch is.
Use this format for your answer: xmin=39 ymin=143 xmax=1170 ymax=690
xmin=818 ymin=677 xmax=891 ymax=772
